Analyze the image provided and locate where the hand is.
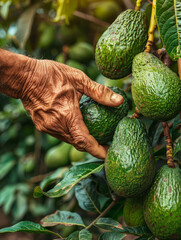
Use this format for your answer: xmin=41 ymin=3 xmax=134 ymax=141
xmin=19 ymin=59 xmax=123 ymax=159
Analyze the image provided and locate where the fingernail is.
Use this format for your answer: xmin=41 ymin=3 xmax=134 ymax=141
xmin=111 ymin=93 xmax=123 ymax=103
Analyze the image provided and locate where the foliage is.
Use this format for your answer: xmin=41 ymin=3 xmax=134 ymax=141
xmin=0 ymin=0 xmax=181 ymax=239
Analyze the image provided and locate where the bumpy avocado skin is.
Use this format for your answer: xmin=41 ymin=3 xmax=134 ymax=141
xmin=132 ymin=52 xmax=181 ymax=121
xmin=123 ymin=197 xmax=146 ymax=227
xmin=143 ymin=165 xmax=181 ymax=240
xmin=80 ymin=87 xmax=129 ymax=144
xmin=105 ymin=117 xmax=155 ymax=197
xmin=95 ymin=9 xmax=148 ymax=79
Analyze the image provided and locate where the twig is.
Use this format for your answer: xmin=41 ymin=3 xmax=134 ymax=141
xmin=135 ymin=0 xmax=143 ymax=11
xmin=178 ymin=58 xmax=181 ymax=79
xmin=131 ymin=107 xmax=141 ymax=119
xmin=147 ymin=0 xmax=152 ymax=4
xmin=145 ymin=0 xmax=157 ymax=53
xmin=28 ymin=173 xmax=49 ymax=183
xmin=162 ymin=122 xmax=175 ymax=168
xmin=73 ymin=11 xmax=110 ymax=27
xmin=122 ymin=0 xmax=134 ymax=9
xmin=86 ymin=197 xmax=121 ymax=230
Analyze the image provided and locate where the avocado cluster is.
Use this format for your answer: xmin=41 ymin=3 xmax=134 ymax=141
xmin=92 ymin=6 xmax=181 ymax=240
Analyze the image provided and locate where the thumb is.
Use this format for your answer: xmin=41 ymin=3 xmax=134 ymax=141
xmin=83 ymin=76 xmax=124 ymax=107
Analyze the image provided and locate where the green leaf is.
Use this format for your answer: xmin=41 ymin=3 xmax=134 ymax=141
xmin=0 ymin=155 xmax=15 ymax=180
xmin=172 ymin=114 xmax=181 ymax=132
xmin=148 ymin=122 xmax=163 ymax=147
xmin=99 ymin=232 xmax=126 ymax=240
xmin=173 ymin=136 xmax=181 ymax=156
xmin=0 ymin=185 xmax=16 ymax=214
xmin=95 ymin=218 xmax=122 ymax=231
xmin=0 ymin=221 xmax=61 ymax=238
xmin=54 ymin=0 xmax=78 ymax=23
xmin=156 ymin=0 xmax=181 ymax=60
xmin=16 ymin=3 xmax=41 ymax=49
xmin=0 ymin=1 xmax=11 ymax=19
xmin=12 ymin=193 xmax=27 ymax=221
xmin=34 ymin=162 xmax=104 ymax=198
xmin=40 ymin=167 xmax=69 ymax=190
xmin=95 ymin=218 xmax=151 ymax=236
xmin=40 ymin=210 xmax=86 ymax=228
xmin=75 ymin=178 xmax=101 ymax=213
xmin=66 ymin=229 xmax=92 ymax=240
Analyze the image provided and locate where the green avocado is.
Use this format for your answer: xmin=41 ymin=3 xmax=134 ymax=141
xmin=45 ymin=142 xmax=72 ymax=168
xmin=80 ymin=87 xmax=129 ymax=144
xmin=95 ymin=9 xmax=148 ymax=79
xmin=123 ymin=197 xmax=146 ymax=227
xmin=92 ymin=1 xmax=121 ymax=23
xmin=105 ymin=117 xmax=155 ymax=197
xmin=132 ymin=52 xmax=181 ymax=121
xmin=67 ymin=60 xmax=86 ymax=72
xmin=143 ymin=165 xmax=181 ymax=239
xmin=69 ymin=42 xmax=94 ymax=63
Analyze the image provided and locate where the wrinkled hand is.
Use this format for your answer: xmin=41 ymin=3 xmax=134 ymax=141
xmin=20 ymin=59 xmax=123 ymax=159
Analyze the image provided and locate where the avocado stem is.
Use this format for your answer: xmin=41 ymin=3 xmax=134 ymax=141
xmin=135 ymin=0 xmax=142 ymax=11
xmin=178 ymin=58 xmax=181 ymax=80
xmin=162 ymin=122 xmax=175 ymax=168
xmin=131 ymin=107 xmax=141 ymax=119
xmin=144 ymin=0 xmax=157 ymax=53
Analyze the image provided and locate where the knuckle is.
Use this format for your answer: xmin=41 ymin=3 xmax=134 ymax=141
xmin=73 ymin=135 xmax=89 ymax=150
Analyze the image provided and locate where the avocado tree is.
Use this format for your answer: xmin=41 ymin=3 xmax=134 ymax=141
xmin=0 ymin=0 xmax=181 ymax=239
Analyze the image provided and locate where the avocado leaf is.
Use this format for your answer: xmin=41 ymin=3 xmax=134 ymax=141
xmin=156 ymin=0 xmax=181 ymax=60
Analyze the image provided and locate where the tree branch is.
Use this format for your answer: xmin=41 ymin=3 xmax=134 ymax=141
xmin=86 ymin=197 xmax=121 ymax=230
xmin=73 ymin=11 xmax=110 ymax=27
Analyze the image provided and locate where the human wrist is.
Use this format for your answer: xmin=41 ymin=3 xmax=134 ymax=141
xmin=0 ymin=49 xmax=37 ymax=99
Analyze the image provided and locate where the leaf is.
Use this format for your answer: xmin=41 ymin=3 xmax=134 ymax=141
xmin=95 ymin=218 xmax=151 ymax=236
xmin=0 ymin=155 xmax=15 ymax=180
xmin=66 ymin=229 xmax=92 ymax=240
xmin=148 ymin=122 xmax=163 ymax=147
xmin=40 ymin=210 xmax=86 ymax=228
xmin=34 ymin=162 xmax=104 ymax=198
xmin=156 ymin=0 xmax=181 ymax=60
xmin=12 ymin=193 xmax=27 ymax=221
xmin=75 ymin=178 xmax=101 ymax=213
xmin=0 ymin=185 xmax=16 ymax=214
xmin=0 ymin=1 xmax=11 ymax=19
xmin=0 ymin=221 xmax=61 ymax=238
xmin=16 ymin=3 xmax=40 ymax=49
xmin=54 ymin=0 xmax=78 ymax=23
xmin=40 ymin=167 xmax=69 ymax=190
xmin=99 ymin=232 xmax=126 ymax=240
xmin=173 ymin=136 xmax=181 ymax=156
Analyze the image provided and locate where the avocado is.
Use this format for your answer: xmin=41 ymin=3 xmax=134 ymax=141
xmin=69 ymin=146 xmax=86 ymax=163
xmin=105 ymin=117 xmax=155 ymax=197
xmin=67 ymin=60 xmax=86 ymax=72
xmin=143 ymin=165 xmax=181 ymax=239
xmin=45 ymin=142 xmax=72 ymax=168
xmin=95 ymin=9 xmax=148 ymax=79
xmin=91 ymin=1 xmax=121 ymax=23
xmin=132 ymin=52 xmax=181 ymax=121
xmin=69 ymin=42 xmax=94 ymax=63
xmin=123 ymin=197 xmax=146 ymax=227
xmin=80 ymin=87 xmax=129 ymax=144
